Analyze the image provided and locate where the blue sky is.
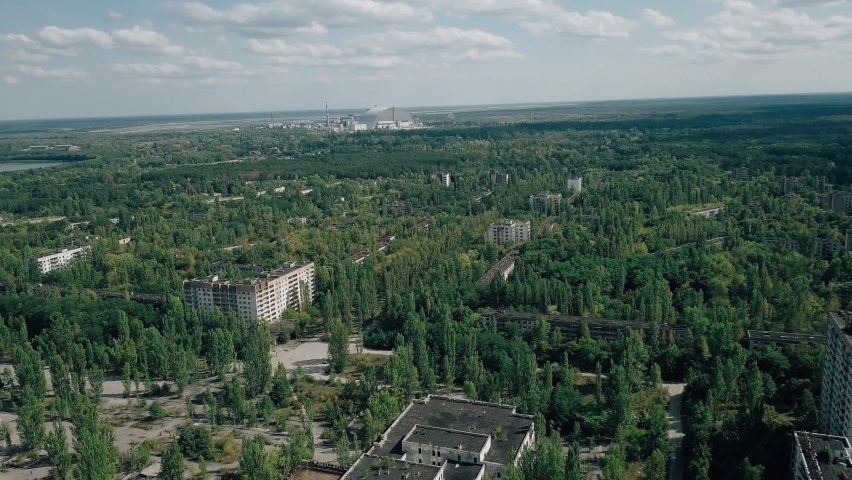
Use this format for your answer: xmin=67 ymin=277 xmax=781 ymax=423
xmin=1 ymin=0 xmax=851 ymax=120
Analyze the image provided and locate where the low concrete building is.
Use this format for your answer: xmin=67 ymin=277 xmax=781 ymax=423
xmin=188 ymin=212 xmax=206 ymax=222
xmin=476 ymin=252 xmax=518 ymax=285
xmin=567 ymin=177 xmax=583 ymax=192
xmin=747 ymin=330 xmax=825 ymax=351
xmin=791 ymin=431 xmax=852 ymax=480
xmin=25 ymin=246 xmax=91 ymax=274
xmin=691 ymin=206 xmax=725 ymax=218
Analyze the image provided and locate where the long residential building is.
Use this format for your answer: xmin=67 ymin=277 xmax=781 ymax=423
xmin=821 ymin=311 xmax=852 ymax=438
xmin=183 ymin=262 xmax=315 ymax=321
xmin=747 ymin=330 xmax=825 ymax=351
xmin=791 ymin=431 xmax=852 ymax=480
xmin=25 ymin=246 xmax=91 ymax=274
xmin=487 ymin=220 xmax=531 ymax=245
xmin=342 ymin=395 xmax=535 ymax=480
xmin=484 ymin=309 xmax=688 ymax=348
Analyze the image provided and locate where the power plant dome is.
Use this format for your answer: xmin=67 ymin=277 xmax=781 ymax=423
xmin=359 ymin=106 xmax=414 ymax=129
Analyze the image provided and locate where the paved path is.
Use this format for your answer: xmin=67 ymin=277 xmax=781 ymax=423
xmin=664 ymin=383 xmax=686 ymax=480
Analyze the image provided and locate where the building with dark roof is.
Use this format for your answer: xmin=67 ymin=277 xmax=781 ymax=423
xmin=791 ymin=431 xmax=852 ymax=480
xmin=286 ymin=462 xmax=346 ymax=480
xmin=747 ymin=330 xmax=825 ymax=351
xmin=342 ymin=396 xmax=535 ymax=480
xmin=484 ymin=309 xmax=688 ymax=348
xmin=476 ymin=252 xmax=518 ymax=286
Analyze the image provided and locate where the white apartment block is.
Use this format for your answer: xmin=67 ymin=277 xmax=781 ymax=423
xmin=791 ymin=431 xmax=852 ymax=480
xmin=487 ymin=221 xmax=531 ymax=245
xmin=26 ymin=246 xmax=91 ymax=274
xmin=183 ymin=262 xmax=315 ymax=322
xmin=440 ymin=173 xmax=451 ymax=187
xmin=567 ymin=178 xmax=583 ymax=192
xmin=529 ymin=193 xmax=562 ymax=214
xmin=821 ymin=311 xmax=852 ymax=438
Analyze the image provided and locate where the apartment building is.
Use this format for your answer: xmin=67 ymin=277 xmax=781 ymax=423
xmin=821 ymin=311 xmax=852 ymax=438
xmin=490 ymin=172 xmax=510 ymax=185
xmin=484 ymin=309 xmax=689 ymax=348
xmin=342 ymin=395 xmax=535 ymax=480
xmin=731 ymin=167 xmax=753 ymax=181
xmin=747 ymin=330 xmax=825 ymax=351
xmin=440 ymin=173 xmax=451 ymax=187
xmin=487 ymin=220 xmax=531 ymax=245
xmin=529 ymin=193 xmax=562 ymax=215
xmin=25 ymin=246 xmax=91 ymax=274
xmin=183 ymin=262 xmax=315 ymax=321
xmin=188 ymin=212 xmax=206 ymax=222
xmin=567 ymin=177 xmax=583 ymax=192
xmin=791 ymin=431 xmax=852 ymax=480
xmin=820 ymin=193 xmax=852 ymax=214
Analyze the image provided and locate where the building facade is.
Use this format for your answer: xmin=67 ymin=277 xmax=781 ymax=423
xmin=26 ymin=246 xmax=91 ymax=274
xmin=691 ymin=206 xmax=725 ymax=218
xmin=183 ymin=262 xmax=315 ymax=321
xmin=821 ymin=311 xmax=852 ymax=438
xmin=487 ymin=221 xmax=531 ymax=245
xmin=820 ymin=193 xmax=852 ymax=214
xmin=732 ymin=167 xmax=753 ymax=181
xmin=567 ymin=177 xmax=583 ymax=192
xmin=747 ymin=330 xmax=825 ymax=351
xmin=529 ymin=193 xmax=562 ymax=214
xmin=791 ymin=431 xmax=852 ymax=480
xmin=490 ymin=172 xmax=510 ymax=185
xmin=440 ymin=173 xmax=451 ymax=187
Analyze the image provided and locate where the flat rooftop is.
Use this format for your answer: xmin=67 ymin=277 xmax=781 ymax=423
xmin=795 ymin=431 xmax=852 ymax=480
xmin=829 ymin=311 xmax=852 ymax=346
xmin=404 ymin=425 xmax=489 ymax=453
xmin=748 ymin=330 xmax=825 ymax=344
xmin=370 ymin=396 xmax=533 ymax=466
xmin=343 ymin=455 xmax=440 ymax=480
xmin=484 ymin=309 xmax=687 ymax=331
xmin=442 ymin=462 xmax=485 ymax=480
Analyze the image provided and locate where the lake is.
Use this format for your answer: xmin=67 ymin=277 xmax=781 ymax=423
xmin=0 ymin=161 xmax=63 ymax=172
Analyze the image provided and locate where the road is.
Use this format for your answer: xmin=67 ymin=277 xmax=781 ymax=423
xmin=664 ymin=383 xmax=686 ymax=480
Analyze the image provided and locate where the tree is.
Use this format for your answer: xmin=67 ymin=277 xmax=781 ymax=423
xmin=149 ymin=401 xmax=165 ymax=420
xmin=602 ymin=444 xmax=627 ymax=480
xmin=243 ymin=321 xmax=271 ymax=398
xmin=46 ymin=419 xmax=72 ymax=480
xmin=269 ymin=365 xmax=293 ymax=407
xmin=159 ymin=442 xmax=184 ymax=480
xmin=740 ymin=458 xmax=764 ymax=480
xmin=646 ymin=400 xmax=670 ymax=458
xmin=552 ymin=385 xmax=582 ymax=429
xmin=205 ymin=328 xmax=234 ymax=377
xmin=15 ymin=342 xmax=46 ymax=399
xmin=565 ymin=442 xmax=583 ymax=480
xmin=327 ymin=316 xmax=350 ymax=374
xmin=463 ymin=381 xmax=477 ymax=400
xmin=238 ymin=435 xmax=274 ymax=480
xmin=646 ymin=449 xmax=666 ymax=480
xmin=72 ymin=400 xmax=119 ymax=480
xmin=17 ymin=385 xmax=45 ymax=450
xmin=507 ymin=434 xmax=565 ymax=480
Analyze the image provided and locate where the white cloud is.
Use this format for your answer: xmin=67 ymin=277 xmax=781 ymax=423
xmin=405 ymin=0 xmax=563 ymax=17
xmin=6 ymin=50 xmax=52 ymax=62
xmin=107 ymin=11 xmax=126 ymax=21
xmin=14 ymin=64 xmax=88 ymax=78
xmin=639 ymin=44 xmax=687 ymax=56
xmin=112 ymin=26 xmax=184 ymax=55
xmin=164 ymin=0 xmax=432 ymax=37
xmin=773 ymin=0 xmax=846 ymax=6
xmin=184 ymin=55 xmax=246 ymax=71
xmin=522 ymin=10 xmax=637 ymax=38
xmin=447 ymin=48 xmax=525 ymax=61
xmin=112 ymin=62 xmax=188 ymax=75
xmin=0 ymin=33 xmax=74 ymax=62
xmin=38 ymin=26 xmax=113 ymax=48
xmin=268 ymin=54 xmax=410 ymax=69
xmin=355 ymin=27 xmax=515 ymax=54
xmin=246 ymin=38 xmax=343 ymax=56
xmin=643 ymin=1 xmax=852 ymax=62
xmin=642 ymin=9 xmax=675 ymax=27
xmin=3 ymin=75 xmax=22 ymax=84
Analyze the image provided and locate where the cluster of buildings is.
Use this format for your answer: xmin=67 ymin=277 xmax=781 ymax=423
xmin=182 ymin=262 xmax=315 ymax=321
xmin=25 ymin=246 xmax=91 ymax=274
xmin=765 ymin=230 xmax=852 ymax=258
xmin=267 ymin=107 xmax=422 ymax=133
xmin=342 ymin=395 xmax=535 ymax=480
xmin=24 ymin=144 xmax=79 ymax=152
xmin=820 ymin=193 xmax=852 ymax=215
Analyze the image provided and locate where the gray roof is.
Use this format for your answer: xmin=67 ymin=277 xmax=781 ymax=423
xmin=370 ymin=396 xmax=533 ymax=466
xmin=442 ymin=463 xmax=485 ymax=480
xmin=794 ymin=431 xmax=852 ymax=480
xmin=359 ymin=107 xmax=414 ymax=129
xmin=403 ymin=425 xmax=490 ymax=453
xmin=343 ymin=455 xmax=440 ymax=480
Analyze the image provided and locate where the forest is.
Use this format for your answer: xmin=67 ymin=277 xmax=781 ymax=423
xmin=0 ymin=97 xmax=850 ymax=479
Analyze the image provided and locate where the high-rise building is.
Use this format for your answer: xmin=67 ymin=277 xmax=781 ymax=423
xmin=529 ymin=193 xmax=562 ymax=214
xmin=490 ymin=172 xmax=510 ymax=185
xmin=487 ymin=220 xmax=531 ymax=245
xmin=183 ymin=262 xmax=315 ymax=321
xmin=791 ymin=431 xmax=852 ymax=480
xmin=440 ymin=173 xmax=451 ymax=187
xmin=566 ymin=177 xmax=583 ymax=192
xmin=783 ymin=176 xmax=805 ymax=194
xmin=821 ymin=311 xmax=852 ymax=437
xmin=732 ymin=167 xmax=753 ymax=181
xmin=25 ymin=246 xmax=91 ymax=274
xmin=821 ymin=193 xmax=852 ymax=214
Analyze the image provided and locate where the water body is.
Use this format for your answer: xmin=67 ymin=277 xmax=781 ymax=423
xmin=0 ymin=161 xmax=62 ymax=172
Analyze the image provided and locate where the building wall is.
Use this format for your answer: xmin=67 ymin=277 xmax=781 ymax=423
xmin=402 ymin=438 xmax=489 ymax=467
xmin=821 ymin=312 xmax=852 ymax=437
xmin=26 ymin=246 xmax=91 ymax=274
xmin=566 ymin=178 xmax=582 ymax=192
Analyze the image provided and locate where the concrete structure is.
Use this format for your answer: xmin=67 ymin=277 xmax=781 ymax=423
xmin=783 ymin=176 xmax=805 ymax=194
xmin=487 ymin=221 xmax=531 ymax=245
xmin=566 ymin=177 xmax=583 ymax=192
xmin=821 ymin=311 xmax=852 ymax=438
xmin=791 ymin=431 xmax=852 ymax=480
xmin=816 ymin=239 xmax=844 ymax=258
xmin=440 ymin=173 xmax=451 ymax=187
xmin=691 ymin=206 xmax=725 ymax=218
xmin=731 ymin=167 xmax=753 ymax=181
xmin=183 ymin=262 xmax=315 ymax=321
xmin=25 ymin=246 xmax=91 ymax=274
xmin=118 ymin=237 xmax=131 ymax=245
xmin=476 ymin=251 xmax=518 ymax=286
xmin=747 ymin=330 xmax=825 ymax=351
xmin=490 ymin=172 xmax=510 ymax=185
xmin=342 ymin=395 xmax=535 ymax=480
xmin=210 ymin=262 xmax=266 ymax=274
xmin=820 ymin=193 xmax=852 ymax=214
xmin=286 ymin=462 xmax=346 ymax=480
xmin=484 ymin=309 xmax=688 ymax=348
xmin=188 ymin=212 xmax=206 ymax=222
xmin=529 ymin=193 xmax=562 ymax=215
xmin=358 ymin=107 xmax=415 ymax=130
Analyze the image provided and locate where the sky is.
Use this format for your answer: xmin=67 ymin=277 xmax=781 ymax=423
xmin=0 ymin=0 xmax=851 ymax=120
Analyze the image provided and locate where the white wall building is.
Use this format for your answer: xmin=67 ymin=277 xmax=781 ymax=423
xmin=183 ymin=262 xmax=315 ymax=321
xmin=26 ymin=246 xmax=91 ymax=274
xmin=821 ymin=311 xmax=852 ymax=438
xmin=488 ymin=221 xmax=531 ymax=245
xmin=567 ymin=178 xmax=583 ymax=192
xmin=440 ymin=173 xmax=451 ymax=187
